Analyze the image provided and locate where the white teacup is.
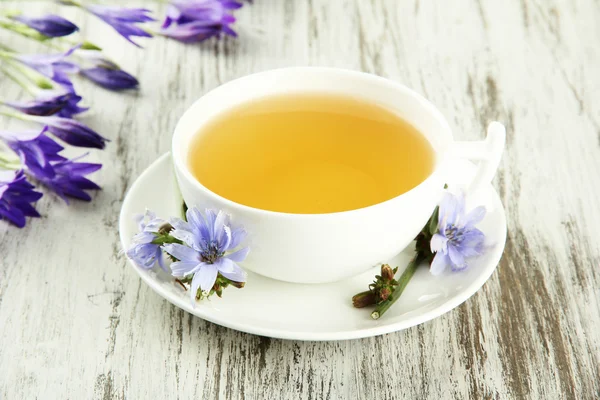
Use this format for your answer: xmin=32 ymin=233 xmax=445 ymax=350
xmin=172 ymin=67 xmax=505 ymax=284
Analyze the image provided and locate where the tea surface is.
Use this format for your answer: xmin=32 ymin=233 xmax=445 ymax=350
xmin=188 ymin=94 xmax=434 ymax=214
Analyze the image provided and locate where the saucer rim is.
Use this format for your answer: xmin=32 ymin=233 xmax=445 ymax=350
xmin=119 ymin=153 xmax=507 ymax=341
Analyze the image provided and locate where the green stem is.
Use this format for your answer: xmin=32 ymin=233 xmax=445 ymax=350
xmin=59 ymin=0 xmax=83 ymax=7
xmin=0 ymin=110 xmax=26 ymax=120
xmin=2 ymin=59 xmax=55 ymax=90
xmin=371 ymin=252 xmax=426 ymax=320
xmin=182 ymin=201 xmax=188 ymax=220
xmin=0 ymin=64 xmax=36 ymax=95
xmin=0 ymin=18 xmax=49 ymax=42
xmin=0 ymin=110 xmax=38 ymax=126
xmin=151 ymin=233 xmax=182 ymax=246
xmin=0 ymin=143 xmax=21 ymax=170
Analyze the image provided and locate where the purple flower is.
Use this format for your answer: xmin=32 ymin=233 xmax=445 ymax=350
xmin=0 ymin=170 xmax=42 ymax=228
xmin=56 ymin=91 xmax=88 ymax=118
xmin=3 ymin=90 xmax=87 ymax=117
xmin=31 ymin=153 xmax=101 ymax=202
xmin=85 ymin=5 xmax=154 ymax=47
xmin=11 ymin=14 xmax=79 ymax=37
xmin=430 ymin=191 xmax=486 ymax=275
xmin=28 ymin=115 xmax=108 ymax=149
xmin=77 ymin=51 xmax=139 ymax=90
xmin=0 ymin=127 xmax=65 ymax=178
xmin=162 ymin=208 xmax=249 ymax=303
xmin=80 ymin=67 xmax=139 ymax=90
xmin=160 ymin=0 xmax=241 ymax=43
xmin=127 ymin=210 xmax=169 ymax=271
xmin=15 ymin=46 xmax=79 ymax=88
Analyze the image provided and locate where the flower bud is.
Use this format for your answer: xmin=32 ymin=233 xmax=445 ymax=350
xmin=158 ymin=223 xmax=174 ymax=235
xmin=352 ymin=291 xmax=377 ymax=308
xmin=379 ymin=287 xmax=392 ymax=301
xmin=229 ymin=281 xmax=245 ymax=289
xmin=381 ymin=264 xmax=395 ymax=281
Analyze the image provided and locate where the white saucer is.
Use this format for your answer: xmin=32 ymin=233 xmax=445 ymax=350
xmin=119 ymin=153 xmax=507 ymax=341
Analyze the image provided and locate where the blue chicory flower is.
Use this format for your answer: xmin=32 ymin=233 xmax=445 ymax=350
xmin=14 ymin=46 xmax=79 ymax=88
xmin=11 ymin=14 xmax=79 ymax=38
xmin=162 ymin=208 xmax=249 ymax=302
xmin=30 ymin=153 xmax=101 ymax=202
xmin=85 ymin=5 xmax=154 ymax=47
xmin=0 ymin=169 xmax=42 ymax=228
xmin=27 ymin=115 xmax=108 ymax=149
xmin=0 ymin=127 xmax=65 ymax=178
xmin=430 ymin=191 xmax=486 ymax=275
xmin=3 ymin=90 xmax=87 ymax=117
xmin=160 ymin=0 xmax=241 ymax=43
xmin=127 ymin=210 xmax=169 ymax=271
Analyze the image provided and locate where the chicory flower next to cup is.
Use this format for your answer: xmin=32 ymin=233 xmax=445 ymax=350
xmin=127 ymin=210 xmax=171 ymax=271
xmin=353 ymin=190 xmax=488 ymax=319
xmin=163 ymin=208 xmax=249 ymax=303
xmin=429 ymin=192 xmax=486 ymax=274
xmin=126 ymin=207 xmax=249 ymax=302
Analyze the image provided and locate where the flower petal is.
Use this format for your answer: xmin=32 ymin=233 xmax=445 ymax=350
xmin=133 ymin=213 xmax=145 ymax=230
xmin=448 ymin=246 xmax=466 ymax=269
xmin=439 ymin=191 xmax=464 ymax=227
xmin=170 ymin=260 xmax=202 ymax=277
xmin=194 ymin=263 xmax=218 ymax=292
xmin=217 ymin=225 xmax=232 ymax=253
xmin=225 ymin=246 xmax=249 ymax=263
xmin=430 ymin=252 xmax=449 ymax=275
xmin=170 ymin=228 xmax=196 ymax=248
xmin=213 ymin=210 xmax=228 ymax=239
xmin=217 ymin=259 xmax=247 ymax=283
xmin=186 ymin=207 xmax=211 ymax=243
xmin=430 ymin=233 xmax=448 ymax=253
xmin=464 ymin=206 xmax=486 ymax=228
xmin=228 ymin=226 xmax=247 ymax=249
xmin=204 ymin=209 xmax=217 ymax=239
xmin=127 ymin=242 xmax=159 ymax=268
xmin=156 ymin=248 xmax=168 ymax=272
xmin=162 ymin=243 xmax=199 ymax=263
xmin=451 ymin=261 xmax=470 ymax=272
xmin=169 ymin=216 xmax=190 ymax=232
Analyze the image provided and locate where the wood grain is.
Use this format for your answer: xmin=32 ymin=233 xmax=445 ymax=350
xmin=1 ymin=0 xmax=599 ymax=399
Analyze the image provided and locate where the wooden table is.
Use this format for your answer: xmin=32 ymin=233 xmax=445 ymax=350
xmin=1 ymin=1 xmax=598 ymax=398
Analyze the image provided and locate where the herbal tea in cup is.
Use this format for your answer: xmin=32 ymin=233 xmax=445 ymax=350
xmin=188 ymin=93 xmax=435 ymax=214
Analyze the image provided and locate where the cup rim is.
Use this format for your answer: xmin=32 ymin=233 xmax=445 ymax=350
xmin=172 ymin=67 xmax=453 ymax=218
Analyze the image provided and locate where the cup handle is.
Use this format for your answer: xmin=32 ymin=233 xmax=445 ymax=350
xmin=449 ymin=121 xmax=506 ymax=194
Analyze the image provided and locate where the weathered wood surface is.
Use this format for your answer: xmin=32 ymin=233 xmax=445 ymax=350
xmin=1 ymin=0 xmax=599 ymax=399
